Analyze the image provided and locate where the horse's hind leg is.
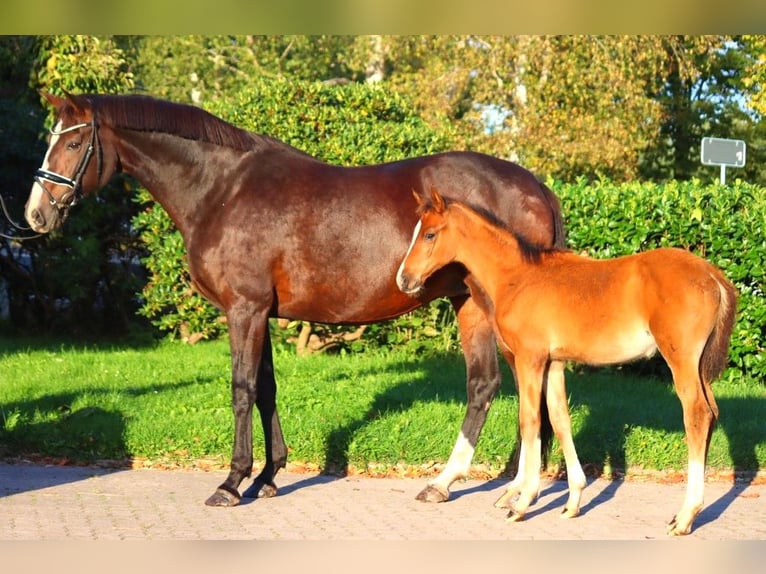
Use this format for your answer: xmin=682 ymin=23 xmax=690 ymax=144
xmin=417 ymin=296 xmax=501 ymax=503
xmin=665 ymin=359 xmax=717 ymax=535
xmin=544 ymin=360 xmax=586 ymax=518
xmin=242 ymin=334 xmax=288 ymax=499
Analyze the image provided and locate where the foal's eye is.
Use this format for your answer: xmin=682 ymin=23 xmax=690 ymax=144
xmin=424 ymin=232 xmax=436 ymax=241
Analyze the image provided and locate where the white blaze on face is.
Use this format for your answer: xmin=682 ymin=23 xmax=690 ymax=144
xmin=25 ymin=120 xmax=62 ymax=227
xmin=396 ymin=219 xmax=422 ymax=290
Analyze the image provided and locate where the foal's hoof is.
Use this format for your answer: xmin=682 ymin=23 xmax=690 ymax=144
xmin=505 ymin=508 xmax=525 ymax=523
xmin=205 ymin=487 xmax=241 ymax=507
xmin=666 ymin=515 xmax=692 ymax=536
xmin=242 ymin=480 xmax=278 ymax=499
xmin=560 ymin=506 xmax=580 ymax=519
xmin=494 ymin=490 xmax=518 ymax=509
xmin=415 ymin=484 xmax=450 ymax=503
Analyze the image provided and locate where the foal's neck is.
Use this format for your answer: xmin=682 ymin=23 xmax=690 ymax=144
xmin=451 ymin=202 xmax=534 ymax=293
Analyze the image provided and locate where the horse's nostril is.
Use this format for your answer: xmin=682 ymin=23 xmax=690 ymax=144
xmin=29 ymin=208 xmax=45 ymax=229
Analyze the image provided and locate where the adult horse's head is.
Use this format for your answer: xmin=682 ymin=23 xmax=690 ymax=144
xmin=25 ymin=92 xmax=114 ymax=233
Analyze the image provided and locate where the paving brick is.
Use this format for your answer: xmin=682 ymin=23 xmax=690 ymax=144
xmin=0 ymin=462 xmax=763 ymax=540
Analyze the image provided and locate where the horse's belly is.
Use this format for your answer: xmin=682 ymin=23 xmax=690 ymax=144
xmin=551 ymin=325 xmax=658 ymax=365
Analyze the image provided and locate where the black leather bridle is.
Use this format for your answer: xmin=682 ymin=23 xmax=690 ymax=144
xmin=33 ymin=119 xmax=102 ymax=215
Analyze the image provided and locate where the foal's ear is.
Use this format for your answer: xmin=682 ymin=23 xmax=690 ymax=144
xmin=412 ymin=189 xmax=426 ymax=209
xmin=429 ymin=187 xmax=446 ymax=213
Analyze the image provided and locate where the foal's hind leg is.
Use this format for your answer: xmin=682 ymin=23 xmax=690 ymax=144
xmin=417 ymin=296 xmax=501 ymax=503
xmin=665 ymin=360 xmax=718 ymax=535
xmin=544 ymin=360 xmax=586 ymax=518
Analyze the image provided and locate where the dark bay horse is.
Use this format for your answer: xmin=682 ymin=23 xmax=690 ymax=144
xmin=397 ymin=189 xmax=737 ymax=535
xmin=25 ymin=92 xmax=565 ymax=507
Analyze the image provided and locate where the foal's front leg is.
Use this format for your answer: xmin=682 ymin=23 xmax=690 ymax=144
xmin=505 ymin=356 xmax=546 ymax=522
xmin=494 ymin=349 xmax=533 ymax=509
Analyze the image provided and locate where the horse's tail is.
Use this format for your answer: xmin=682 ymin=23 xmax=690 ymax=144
xmin=699 ymin=270 xmax=738 ymax=418
xmin=539 ymin=181 xmax=567 ymax=250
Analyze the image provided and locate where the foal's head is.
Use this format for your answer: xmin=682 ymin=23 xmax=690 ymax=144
xmin=396 ymin=188 xmax=458 ymax=295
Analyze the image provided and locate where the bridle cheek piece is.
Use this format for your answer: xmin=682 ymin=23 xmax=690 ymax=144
xmin=34 ymin=120 xmax=100 ymax=214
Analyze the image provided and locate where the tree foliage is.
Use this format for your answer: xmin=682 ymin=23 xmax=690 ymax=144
xmin=0 ymin=35 xmax=142 ymax=335
xmin=2 ymin=34 xmax=765 ymax=359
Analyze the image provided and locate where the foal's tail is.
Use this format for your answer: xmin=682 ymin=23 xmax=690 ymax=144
xmin=699 ymin=270 xmax=738 ymax=416
xmin=539 ymin=181 xmax=567 ymax=249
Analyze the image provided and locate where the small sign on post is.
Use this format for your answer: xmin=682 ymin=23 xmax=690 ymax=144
xmin=700 ymin=137 xmax=746 ymax=185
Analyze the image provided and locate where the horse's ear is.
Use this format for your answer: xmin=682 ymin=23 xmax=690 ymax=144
xmin=40 ymin=91 xmax=66 ymax=110
xmin=430 ymin=187 xmax=446 ymax=213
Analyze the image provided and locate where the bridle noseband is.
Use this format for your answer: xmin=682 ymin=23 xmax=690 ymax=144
xmin=33 ymin=120 xmax=102 ymax=214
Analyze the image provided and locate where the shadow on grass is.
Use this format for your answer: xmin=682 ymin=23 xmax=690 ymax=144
xmin=0 ymin=374 xmax=210 ymax=497
xmin=309 ymin=352 xmax=763 ymax=528
xmin=320 ymin=351 xmax=495 ymax=476
xmin=0 ymin=330 xmax=159 ymax=359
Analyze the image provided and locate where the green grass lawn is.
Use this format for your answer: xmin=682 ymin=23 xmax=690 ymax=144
xmin=0 ymin=336 xmax=763 ymax=478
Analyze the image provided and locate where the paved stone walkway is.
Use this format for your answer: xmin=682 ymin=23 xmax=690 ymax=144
xmin=1 ymin=462 xmax=763 ymax=540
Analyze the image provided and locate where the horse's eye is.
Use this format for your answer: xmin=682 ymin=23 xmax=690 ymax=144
xmin=424 ymin=232 xmax=436 ymax=241
xmin=67 ymin=141 xmax=82 ymax=151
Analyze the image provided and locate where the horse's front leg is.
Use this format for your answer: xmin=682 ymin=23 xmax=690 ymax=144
xmin=416 ymin=295 xmax=501 ymax=503
xmin=205 ymin=305 xmax=270 ymax=507
xmin=242 ymin=333 xmax=288 ymax=499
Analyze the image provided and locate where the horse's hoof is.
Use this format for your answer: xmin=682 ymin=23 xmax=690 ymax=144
xmin=505 ymin=508 xmax=525 ymax=522
xmin=415 ymin=484 xmax=450 ymax=503
xmin=242 ymin=480 xmax=278 ymax=499
xmin=205 ymin=487 xmax=241 ymax=507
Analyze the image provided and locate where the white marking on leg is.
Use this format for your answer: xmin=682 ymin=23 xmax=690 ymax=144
xmin=684 ymin=460 xmax=706 ymax=510
xmin=396 ymin=219 xmax=421 ymax=290
xmin=429 ymin=431 xmax=474 ymax=493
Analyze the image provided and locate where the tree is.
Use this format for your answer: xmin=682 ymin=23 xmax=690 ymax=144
xmin=0 ymin=35 xmax=142 ymax=335
xmin=354 ymin=36 xmax=733 ymax=183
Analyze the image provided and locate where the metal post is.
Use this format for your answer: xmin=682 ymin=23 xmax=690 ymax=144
xmin=720 ymin=164 xmax=726 ymax=185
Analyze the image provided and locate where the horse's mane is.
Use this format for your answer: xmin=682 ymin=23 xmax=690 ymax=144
xmin=419 ymin=195 xmax=559 ymax=265
xmin=69 ymin=93 xmax=282 ymax=153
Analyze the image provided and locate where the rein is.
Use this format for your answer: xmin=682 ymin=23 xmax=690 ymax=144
xmin=0 ymin=192 xmax=42 ymax=240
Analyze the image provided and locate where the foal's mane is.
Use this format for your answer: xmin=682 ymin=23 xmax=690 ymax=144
xmin=68 ymin=93 xmax=280 ymax=152
xmin=419 ymin=195 xmax=556 ymax=265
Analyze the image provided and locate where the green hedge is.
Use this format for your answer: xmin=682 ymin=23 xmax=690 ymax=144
xmin=553 ymin=177 xmax=765 ymax=381
xmin=133 ymin=79 xmax=764 ymax=382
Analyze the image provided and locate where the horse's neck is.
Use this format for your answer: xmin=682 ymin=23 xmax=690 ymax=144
xmin=115 ymin=129 xmax=240 ymax=235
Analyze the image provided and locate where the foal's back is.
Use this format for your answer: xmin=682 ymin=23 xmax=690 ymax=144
xmin=494 ymin=247 xmax=726 ymax=365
